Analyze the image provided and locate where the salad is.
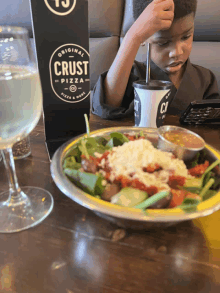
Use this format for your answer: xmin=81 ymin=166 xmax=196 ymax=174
xmin=63 ymin=116 xmax=220 ymax=213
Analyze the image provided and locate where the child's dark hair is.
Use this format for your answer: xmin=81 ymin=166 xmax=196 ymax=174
xmin=133 ymin=0 xmax=197 ymax=21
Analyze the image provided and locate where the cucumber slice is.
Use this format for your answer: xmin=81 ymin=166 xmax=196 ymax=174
xmin=111 ymin=187 xmax=148 ymax=207
xmin=184 ymin=178 xmax=203 ymax=188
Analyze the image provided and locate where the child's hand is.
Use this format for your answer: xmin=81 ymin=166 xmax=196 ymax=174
xmin=129 ymin=0 xmax=174 ymax=44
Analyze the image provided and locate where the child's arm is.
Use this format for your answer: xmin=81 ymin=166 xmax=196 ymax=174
xmin=104 ymin=0 xmax=174 ymax=108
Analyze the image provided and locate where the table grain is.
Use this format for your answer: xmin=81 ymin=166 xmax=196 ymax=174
xmin=0 ymin=114 xmax=220 ymax=293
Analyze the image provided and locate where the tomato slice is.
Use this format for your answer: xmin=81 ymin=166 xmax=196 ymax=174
xmin=169 ymin=189 xmax=187 ymax=208
xmin=168 ymin=175 xmax=186 ymax=188
xmin=188 ymin=161 xmax=209 ymax=177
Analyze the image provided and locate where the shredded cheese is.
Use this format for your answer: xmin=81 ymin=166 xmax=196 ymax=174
xmin=106 ymin=139 xmax=189 ymax=190
xmin=94 ymin=152 xmax=102 ymax=158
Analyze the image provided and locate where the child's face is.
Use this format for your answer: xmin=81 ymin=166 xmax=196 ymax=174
xmin=148 ymin=13 xmax=195 ymax=75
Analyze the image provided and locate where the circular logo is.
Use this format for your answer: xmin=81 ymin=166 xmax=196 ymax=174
xmin=49 ymin=44 xmax=90 ymax=103
xmin=69 ymin=85 xmax=77 ymax=92
xmin=44 ymin=0 xmax=76 ymax=16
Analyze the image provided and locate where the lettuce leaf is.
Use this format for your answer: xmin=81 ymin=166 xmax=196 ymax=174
xmin=64 ymin=168 xmax=105 ymax=196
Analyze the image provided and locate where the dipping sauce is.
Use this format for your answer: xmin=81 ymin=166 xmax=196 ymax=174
xmin=163 ymin=130 xmax=204 ymax=149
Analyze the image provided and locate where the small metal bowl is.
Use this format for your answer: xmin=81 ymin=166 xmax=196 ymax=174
xmin=50 ymin=127 xmax=220 ymax=230
xmin=157 ymin=125 xmax=205 ymax=162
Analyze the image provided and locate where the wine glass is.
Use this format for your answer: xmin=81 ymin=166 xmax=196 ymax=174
xmin=0 ymin=26 xmax=53 ymax=233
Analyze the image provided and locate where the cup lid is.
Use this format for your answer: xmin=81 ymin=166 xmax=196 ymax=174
xmin=133 ymin=80 xmax=173 ymax=90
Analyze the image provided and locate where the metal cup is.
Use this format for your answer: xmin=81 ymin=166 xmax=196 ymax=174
xmin=157 ymin=125 xmax=205 ymax=161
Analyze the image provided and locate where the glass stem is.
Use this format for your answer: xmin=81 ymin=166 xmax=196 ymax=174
xmin=1 ymin=148 xmax=23 ymax=204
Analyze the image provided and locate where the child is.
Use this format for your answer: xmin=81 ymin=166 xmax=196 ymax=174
xmin=92 ymin=0 xmax=219 ymax=120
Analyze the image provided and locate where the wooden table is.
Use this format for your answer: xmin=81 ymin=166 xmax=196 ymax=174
xmin=0 ymin=114 xmax=220 ymax=293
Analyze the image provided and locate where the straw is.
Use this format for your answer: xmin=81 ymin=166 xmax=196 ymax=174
xmin=146 ymin=42 xmax=151 ymax=84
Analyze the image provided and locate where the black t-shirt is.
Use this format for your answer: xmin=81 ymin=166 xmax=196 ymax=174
xmin=92 ymin=59 xmax=220 ymax=120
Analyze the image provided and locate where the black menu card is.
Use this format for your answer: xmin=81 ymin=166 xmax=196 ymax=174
xmin=29 ymin=0 xmax=90 ymax=159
